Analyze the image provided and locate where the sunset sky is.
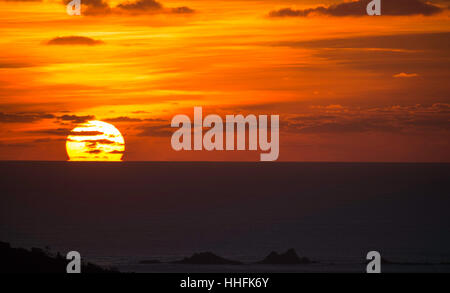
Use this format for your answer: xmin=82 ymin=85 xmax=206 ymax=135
xmin=0 ymin=0 xmax=449 ymax=161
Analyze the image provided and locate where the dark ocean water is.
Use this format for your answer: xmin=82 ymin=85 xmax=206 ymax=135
xmin=0 ymin=162 xmax=449 ymax=273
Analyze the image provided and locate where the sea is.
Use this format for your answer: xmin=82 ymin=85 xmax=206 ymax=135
xmin=1 ymin=161 xmax=449 ymax=273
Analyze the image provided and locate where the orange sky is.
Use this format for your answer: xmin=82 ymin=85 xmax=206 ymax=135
xmin=0 ymin=0 xmax=449 ymax=161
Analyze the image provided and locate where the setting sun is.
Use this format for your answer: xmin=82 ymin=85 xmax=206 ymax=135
xmin=66 ymin=120 xmax=125 ymax=161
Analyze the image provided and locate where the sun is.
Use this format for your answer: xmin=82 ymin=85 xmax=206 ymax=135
xmin=66 ymin=120 xmax=125 ymax=161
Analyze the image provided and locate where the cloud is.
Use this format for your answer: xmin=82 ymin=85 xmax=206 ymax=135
xmin=393 ymin=72 xmax=419 ymax=78
xmin=27 ymin=128 xmax=71 ymax=136
xmin=32 ymin=138 xmax=66 ymax=143
xmin=58 ymin=114 xmax=95 ymax=123
xmin=69 ymin=131 xmax=104 ymax=136
xmin=170 ymin=6 xmax=195 ymax=14
xmin=47 ymin=36 xmax=104 ymax=46
xmin=274 ymin=32 xmax=450 ymax=51
xmin=284 ymin=103 xmax=450 ymax=134
xmin=271 ymin=32 xmax=449 ymax=75
xmin=69 ymin=138 xmax=121 ymax=148
xmin=116 ymin=0 xmax=162 ymax=11
xmin=0 ymin=138 xmax=65 ymax=148
xmin=87 ymin=149 xmax=102 ymax=154
xmin=269 ymin=0 xmax=444 ymax=18
xmin=0 ymin=141 xmax=32 ymax=148
xmin=137 ymin=124 xmax=172 ymax=137
xmin=144 ymin=118 xmax=166 ymax=122
xmin=104 ymin=116 xmax=143 ymax=123
xmin=83 ymin=139 xmax=117 ymax=144
xmin=62 ymin=0 xmax=111 ymax=15
xmin=63 ymin=0 xmax=195 ymax=16
xmin=269 ymin=7 xmax=315 ymax=17
xmin=0 ymin=62 xmax=35 ymax=69
xmin=0 ymin=112 xmax=54 ymax=123
xmin=104 ymin=116 xmax=166 ymax=123
xmin=108 ymin=150 xmax=125 ymax=154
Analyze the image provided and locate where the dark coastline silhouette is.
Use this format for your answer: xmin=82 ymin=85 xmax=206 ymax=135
xmin=257 ymin=249 xmax=312 ymax=265
xmin=139 ymin=249 xmax=313 ymax=266
xmin=4 ymin=240 xmax=449 ymax=273
xmin=0 ymin=241 xmax=313 ymax=270
xmin=0 ymin=241 xmax=117 ymax=273
xmin=172 ymin=252 xmax=243 ymax=265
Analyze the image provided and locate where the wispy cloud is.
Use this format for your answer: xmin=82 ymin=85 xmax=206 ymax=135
xmin=0 ymin=112 xmax=54 ymax=123
xmin=0 ymin=138 xmax=65 ymax=148
xmin=137 ymin=124 xmax=172 ymax=137
xmin=104 ymin=116 xmax=144 ymax=123
xmin=0 ymin=61 xmax=36 ymax=69
xmin=58 ymin=114 xmax=95 ymax=123
xmin=284 ymin=103 xmax=450 ymax=134
xmin=47 ymin=36 xmax=104 ymax=46
xmin=104 ymin=116 xmax=166 ymax=123
xmin=69 ymin=130 xmax=104 ymax=136
xmin=26 ymin=128 xmax=71 ymax=136
xmin=393 ymin=72 xmax=419 ymax=78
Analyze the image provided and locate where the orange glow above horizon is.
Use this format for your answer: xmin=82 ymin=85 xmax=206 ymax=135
xmin=0 ymin=0 xmax=449 ymax=162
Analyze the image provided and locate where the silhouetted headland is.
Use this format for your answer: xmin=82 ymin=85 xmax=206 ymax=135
xmin=257 ymin=249 xmax=312 ymax=265
xmin=0 ymin=241 xmax=117 ymax=273
xmin=172 ymin=252 xmax=242 ymax=265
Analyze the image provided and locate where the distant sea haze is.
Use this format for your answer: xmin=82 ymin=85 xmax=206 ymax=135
xmin=1 ymin=162 xmax=449 ymax=272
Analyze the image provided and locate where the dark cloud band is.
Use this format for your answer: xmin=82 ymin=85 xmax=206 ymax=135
xmin=47 ymin=36 xmax=104 ymax=46
xmin=269 ymin=0 xmax=444 ymax=18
